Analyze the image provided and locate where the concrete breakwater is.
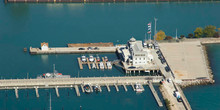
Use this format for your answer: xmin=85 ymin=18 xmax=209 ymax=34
xmin=5 ymin=0 xmax=219 ymax=3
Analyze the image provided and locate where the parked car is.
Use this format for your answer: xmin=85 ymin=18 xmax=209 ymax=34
xmin=165 ymin=66 xmax=170 ymax=72
xmin=78 ymin=48 xmax=85 ymax=50
xmin=94 ymin=47 xmax=99 ymax=50
xmin=87 ymin=47 xmax=93 ymax=50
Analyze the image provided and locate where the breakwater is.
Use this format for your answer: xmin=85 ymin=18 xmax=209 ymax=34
xmin=5 ymin=0 xmax=220 ymax=3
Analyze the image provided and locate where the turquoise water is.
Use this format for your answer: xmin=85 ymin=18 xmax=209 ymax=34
xmin=0 ymin=2 xmax=220 ymax=110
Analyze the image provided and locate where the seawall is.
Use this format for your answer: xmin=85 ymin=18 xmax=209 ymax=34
xmin=5 ymin=0 xmax=220 ymax=3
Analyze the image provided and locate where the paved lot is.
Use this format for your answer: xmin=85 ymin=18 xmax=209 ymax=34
xmin=159 ymin=41 xmax=209 ymax=80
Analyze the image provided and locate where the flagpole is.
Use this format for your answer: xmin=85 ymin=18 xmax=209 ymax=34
xmin=154 ymin=17 xmax=158 ymax=42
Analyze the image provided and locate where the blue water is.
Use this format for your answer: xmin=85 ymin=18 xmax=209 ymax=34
xmin=0 ymin=2 xmax=220 ymax=110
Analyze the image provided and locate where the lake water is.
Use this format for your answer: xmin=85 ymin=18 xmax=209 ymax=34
xmin=0 ymin=2 xmax=220 ymax=110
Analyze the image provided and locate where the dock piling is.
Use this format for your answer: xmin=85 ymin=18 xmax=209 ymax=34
xmin=55 ymin=86 xmax=60 ymax=97
xmin=123 ymin=84 xmax=128 ymax=92
xmin=35 ymin=87 xmax=39 ymax=98
xmin=14 ymin=88 xmax=19 ymax=98
xmin=106 ymin=84 xmax=110 ymax=92
xmin=114 ymin=84 xmax=119 ymax=92
xmin=74 ymin=85 xmax=80 ymax=96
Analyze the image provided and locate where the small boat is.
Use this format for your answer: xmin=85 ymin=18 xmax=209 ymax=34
xmin=92 ymin=63 xmax=96 ymax=69
xmin=84 ymin=85 xmax=91 ymax=93
xmin=96 ymin=56 xmax=100 ymax=62
xmin=89 ymin=55 xmax=94 ymax=62
xmin=104 ymin=56 xmax=108 ymax=62
xmin=106 ymin=62 xmax=112 ymax=69
xmin=135 ymin=83 xmax=144 ymax=93
xmin=99 ymin=62 xmax=104 ymax=70
xmin=81 ymin=56 xmax=86 ymax=62
xmin=94 ymin=85 xmax=99 ymax=92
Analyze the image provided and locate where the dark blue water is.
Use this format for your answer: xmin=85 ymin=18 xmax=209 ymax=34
xmin=0 ymin=2 xmax=220 ymax=110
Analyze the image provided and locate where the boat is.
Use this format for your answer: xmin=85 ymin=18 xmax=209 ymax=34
xmin=96 ymin=56 xmax=100 ymax=62
xmin=84 ymin=85 xmax=92 ymax=93
xmin=135 ymin=83 xmax=144 ymax=93
xmin=94 ymin=85 xmax=99 ymax=92
xmin=104 ymin=56 xmax=108 ymax=62
xmin=106 ymin=62 xmax=112 ymax=69
xmin=89 ymin=55 xmax=94 ymax=62
xmin=37 ymin=64 xmax=70 ymax=79
xmin=92 ymin=63 xmax=96 ymax=69
xmin=81 ymin=55 xmax=86 ymax=62
xmin=99 ymin=62 xmax=104 ymax=69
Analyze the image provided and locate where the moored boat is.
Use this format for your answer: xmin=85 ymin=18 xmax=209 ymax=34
xmin=84 ymin=85 xmax=92 ymax=93
xmin=89 ymin=55 xmax=94 ymax=62
xmin=104 ymin=56 xmax=108 ymax=62
xmin=135 ymin=83 xmax=144 ymax=93
xmin=99 ymin=62 xmax=104 ymax=69
xmin=106 ymin=62 xmax=112 ymax=69
xmin=81 ymin=55 xmax=86 ymax=62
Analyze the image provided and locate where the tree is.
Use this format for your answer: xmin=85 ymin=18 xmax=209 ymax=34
xmin=188 ymin=33 xmax=194 ymax=38
xmin=164 ymin=36 xmax=173 ymax=40
xmin=194 ymin=27 xmax=203 ymax=38
xmin=203 ymin=25 xmax=216 ymax=37
xmin=155 ymin=30 xmax=166 ymax=41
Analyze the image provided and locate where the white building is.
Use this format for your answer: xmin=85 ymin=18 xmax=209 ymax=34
xmin=41 ymin=42 xmax=49 ymax=51
xmin=122 ymin=37 xmax=153 ymax=66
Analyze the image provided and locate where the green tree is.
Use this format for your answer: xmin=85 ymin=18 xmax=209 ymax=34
xmin=203 ymin=25 xmax=216 ymax=37
xmin=188 ymin=33 xmax=194 ymax=38
xmin=194 ymin=27 xmax=203 ymax=38
xmin=155 ymin=30 xmax=166 ymax=41
xmin=213 ymin=32 xmax=219 ymax=38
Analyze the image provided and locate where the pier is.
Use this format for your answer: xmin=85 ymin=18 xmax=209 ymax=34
xmin=149 ymin=82 xmax=163 ymax=107
xmin=29 ymin=46 xmax=117 ymax=54
xmin=0 ymin=76 xmax=163 ymax=97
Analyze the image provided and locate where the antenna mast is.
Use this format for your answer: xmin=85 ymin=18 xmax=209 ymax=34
xmin=154 ymin=17 xmax=158 ymax=42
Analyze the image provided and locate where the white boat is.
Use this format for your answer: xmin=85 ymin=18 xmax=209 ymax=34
xmin=89 ymin=55 xmax=94 ymax=62
xmin=106 ymin=62 xmax=112 ymax=69
xmin=96 ymin=56 xmax=100 ymax=62
xmin=135 ymin=83 xmax=144 ymax=93
xmin=94 ymin=85 xmax=99 ymax=92
xmin=81 ymin=56 xmax=86 ymax=62
xmin=92 ymin=63 xmax=96 ymax=69
xmin=99 ymin=62 xmax=104 ymax=69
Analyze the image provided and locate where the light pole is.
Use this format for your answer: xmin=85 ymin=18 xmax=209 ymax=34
xmin=154 ymin=17 xmax=158 ymax=42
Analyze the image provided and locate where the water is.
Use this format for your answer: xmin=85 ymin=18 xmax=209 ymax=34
xmin=0 ymin=2 xmax=220 ymax=110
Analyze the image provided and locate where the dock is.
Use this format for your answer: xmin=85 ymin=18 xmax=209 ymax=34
xmin=114 ymin=84 xmax=119 ymax=92
xmin=94 ymin=58 xmax=99 ymax=69
xmin=81 ymin=85 xmax=85 ymax=93
xmin=74 ymin=85 xmax=80 ymax=96
xmin=87 ymin=58 xmax=91 ymax=70
xmin=98 ymin=85 xmax=102 ymax=92
xmin=35 ymin=87 xmax=39 ymax=98
xmin=102 ymin=57 xmax=107 ymax=69
xmin=78 ymin=58 xmax=83 ymax=70
xmin=106 ymin=84 xmax=110 ymax=92
xmin=131 ymin=83 xmax=135 ymax=91
xmin=14 ymin=88 xmax=18 ymax=98
xmin=149 ymin=82 xmax=163 ymax=107
xmin=55 ymin=86 xmax=60 ymax=97
xmin=123 ymin=84 xmax=128 ymax=92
